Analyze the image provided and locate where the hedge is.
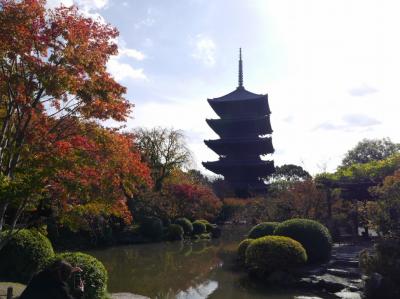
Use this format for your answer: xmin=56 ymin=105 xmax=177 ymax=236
xmin=274 ymin=218 xmax=332 ymax=263
xmin=59 ymin=252 xmax=108 ymax=299
xmin=248 ymin=222 xmax=279 ymax=239
xmin=174 ymin=218 xmax=193 ymax=235
xmin=167 ymin=224 xmax=184 ymax=241
xmin=192 ymin=220 xmax=207 ymax=235
xmin=237 ymin=239 xmax=253 ymax=264
xmin=245 ymin=235 xmax=307 ymax=276
xmin=0 ymin=229 xmax=55 ymax=283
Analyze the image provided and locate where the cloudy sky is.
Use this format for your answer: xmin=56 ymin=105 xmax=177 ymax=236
xmin=49 ymin=0 xmax=400 ymax=175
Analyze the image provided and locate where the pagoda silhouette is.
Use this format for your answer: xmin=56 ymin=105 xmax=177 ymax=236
xmin=202 ymin=49 xmax=275 ymax=197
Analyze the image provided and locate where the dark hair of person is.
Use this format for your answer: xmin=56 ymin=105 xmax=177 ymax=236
xmin=49 ymin=260 xmax=74 ymax=282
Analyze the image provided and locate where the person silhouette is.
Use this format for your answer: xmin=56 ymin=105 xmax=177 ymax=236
xmin=19 ymin=260 xmax=84 ymax=299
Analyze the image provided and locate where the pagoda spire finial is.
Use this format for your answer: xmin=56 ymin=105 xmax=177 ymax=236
xmin=238 ymin=48 xmax=243 ymax=88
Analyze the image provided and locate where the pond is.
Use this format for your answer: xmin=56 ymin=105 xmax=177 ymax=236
xmin=87 ymin=226 xmax=328 ymax=299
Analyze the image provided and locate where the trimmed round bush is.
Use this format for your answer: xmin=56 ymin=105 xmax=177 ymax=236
xmin=245 ymin=236 xmax=307 ymax=276
xmin=198 ymin=219 xmax=215 ymax=232
xmin=274 ymin=218 xmax=332 ymax=263
xmin=59 ymin=252 xmax=107 ymax=299
xmin=167 ymin=224 xmax=184 ymax=241
xmin=198 ymin=219 xmax=209 ymax=224
xmin=237 ymin=239 xmax=253 ymax=264
xmin=140 ymin=216 xmax=163 ymax=239
xmin=248 ymin=222 xmax=279 ymax=239
xmin=0 ymin=229 xmax=55 ymax=283
xmin=192 ymin=220 xmax=207 ymax=235
xmin=174 ymin=217 xmax=193 ymax=235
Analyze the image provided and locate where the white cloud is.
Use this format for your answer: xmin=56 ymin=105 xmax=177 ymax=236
xmin=191 ymin=34 xmax=216 ymax=67
xmin=119 ymin=48 xmax=146 ymax=61
xmin=46 ymin=0 xmax=73 ymax=7
xmin=47 ymin=0 xmax=107 ymax=10
xmin=107 ymin=40 xmax=147 ymax=81
xmin=349 ymin=84 xmax=378 ymax=97
xmin=107 ymin=58 xmax=146 ymax=81
xmin=46 ymin=0 xmax=108 ymax=21
xmin=77 ymin=0 xmax=108 ymax=10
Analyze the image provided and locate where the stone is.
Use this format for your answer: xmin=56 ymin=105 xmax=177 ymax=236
xmin=330 ymin=259 xmax=359 ymax=268
xmin=326 ymin=268 xmax=361 ymax=279
xmin=334 ymin=290 xmax=362 ymax=299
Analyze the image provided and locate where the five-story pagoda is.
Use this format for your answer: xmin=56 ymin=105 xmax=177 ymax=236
xmin=202 ymin=49 xmax=275 ymax=197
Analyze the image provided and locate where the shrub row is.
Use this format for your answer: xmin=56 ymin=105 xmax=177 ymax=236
xmin=246 ymin=218 xmax=332 ymax=264
xmin=140 ymin=217 xmax=220 ymax=241
xmin=238 ymin=218 xmax=332 ymax=277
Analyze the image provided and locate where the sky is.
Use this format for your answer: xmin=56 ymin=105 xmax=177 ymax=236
xmin=48 ymin=0 xmax=400 ymax=176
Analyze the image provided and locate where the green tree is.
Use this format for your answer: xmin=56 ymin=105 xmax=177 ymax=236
xmin=134 ymin=127 xmax=192 ymax=191
xmin=371 ymin=170 xmax=400 ymax=237
xmin=273 ymin=164 xmax=311 ymax=182
xmin=342 ymin=138 xmax=400 ymax=167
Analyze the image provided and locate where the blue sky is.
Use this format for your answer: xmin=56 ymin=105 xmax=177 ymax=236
xmin=49 ymin=0 xmax=400 ymax=175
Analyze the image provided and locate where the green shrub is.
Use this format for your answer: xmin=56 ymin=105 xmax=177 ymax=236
xmin=198 ymin=219 xmax=209 ymax=224
xmin=198 ymin=219 xmax=215 ymax=232
xmin=248 ymin=222 xmax=279 ymax=239
xmin=59 ymin=252 xmax=107 ymax=299
xmin=174 ymin=218 xmax=193 ymax=235
xmin=245 ymin=236 xmax=307 ymax=276
xmin=192 ymin=220 xmax=207 ymax=235
xmin=237 ymin=239 xmax=253 ymax=264
xmin=360 ymin=237 xmax=400 ymax=281
xmin=167 ymin=224 xmax=184 ymax=241
xmin=140 ymin=216 xmax=163 ymax=239
xmin=0 ymin=229 xmax=55 ymax=283
xmin=274 ymin=218 xmax=332 ymax=263
xmin=199 ymin=233 xmax=211 ymax=239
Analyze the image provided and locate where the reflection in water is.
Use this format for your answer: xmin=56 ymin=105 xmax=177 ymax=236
xmin=87 ymin=226 xmax=326 ymax=299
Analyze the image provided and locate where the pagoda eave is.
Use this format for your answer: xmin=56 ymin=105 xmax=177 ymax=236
xmin=204 ymin=137 xmax=274 ymax=156
xmin=202 ymin=160 xmax=275 ymax=176
xmin=208 ymin=97 xmax=270 ymax=118
xmin=206 ymin=115 xmax=273 ymax=137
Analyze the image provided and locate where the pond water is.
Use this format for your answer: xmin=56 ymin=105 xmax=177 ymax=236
xmin=87 ymin=226 xmax=327 ymax=299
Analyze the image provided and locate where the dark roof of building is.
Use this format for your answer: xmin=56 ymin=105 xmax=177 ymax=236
xmin=202 ymin=159 xmax=275 ymax=176
xmin=204 ymin=137 xmax=274 ymax=156
xmin=208 ymin=86 xmax=266 ymax=103
xmin=206 ymin=115 xmax=273 ymax=137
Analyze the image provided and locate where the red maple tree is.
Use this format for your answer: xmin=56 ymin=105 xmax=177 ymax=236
xmin=0 ymin=0 xmax=144 ymax=246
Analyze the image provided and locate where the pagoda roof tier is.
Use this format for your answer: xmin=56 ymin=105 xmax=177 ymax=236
xmin=208 ymin=93 xmax=270 ymax=118
xmin=209 ymin=86 xmax=265 ymax=102
xmin=202 ymin=159 xmax=274 ymax=177
xmin=206 ymin=115 xmax=272 ymax=138
xmin=204 ymin=137 xmax=274 ymax=156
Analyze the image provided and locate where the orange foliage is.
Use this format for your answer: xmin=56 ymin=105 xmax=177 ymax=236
xmin=275 ymin=180 xmax=327 ymax=221
xmin=27 ymin=119 xmax=152 ymax=225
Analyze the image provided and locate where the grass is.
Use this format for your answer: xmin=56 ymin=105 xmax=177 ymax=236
xmin=0 ymin=282 xmax=26 ymax=298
